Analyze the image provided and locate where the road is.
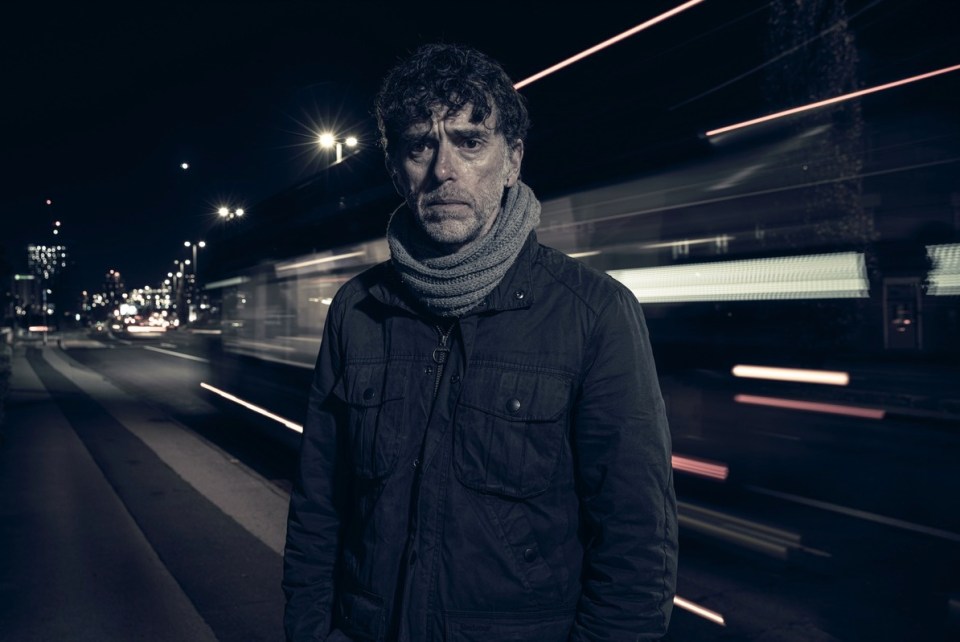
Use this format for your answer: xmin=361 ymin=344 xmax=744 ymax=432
xmin=32 ymin=329 xmax=960 ymax=640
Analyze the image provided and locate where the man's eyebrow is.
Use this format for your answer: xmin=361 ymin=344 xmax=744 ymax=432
xmin=447 ymin=125 xmax=493 ymax=139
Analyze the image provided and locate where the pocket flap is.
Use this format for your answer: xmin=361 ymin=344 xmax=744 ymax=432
xmin=339 ymin=362 xmax=406 ymax=407
xmin=459 ymin=366 xmax=571 ymax=421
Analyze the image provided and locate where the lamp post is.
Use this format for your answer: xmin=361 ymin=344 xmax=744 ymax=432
xmin=318 ymin=132 xmax=359 ymax=164
xmin=184 ymin=240 xmax=206 ymax=278
xmin=173 ymin=259 xmax=186 ymax=325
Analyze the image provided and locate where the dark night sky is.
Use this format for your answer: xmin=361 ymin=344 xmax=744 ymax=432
xmin=2 ymin=1 xmax=957 ymax=297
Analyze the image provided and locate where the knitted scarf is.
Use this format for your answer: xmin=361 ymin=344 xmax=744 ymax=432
xmin=386 ymin=180 xmax=540 ymax=317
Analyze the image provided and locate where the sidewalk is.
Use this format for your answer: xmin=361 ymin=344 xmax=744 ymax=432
xmin=0 ymin=343 xmax=288 ymax=641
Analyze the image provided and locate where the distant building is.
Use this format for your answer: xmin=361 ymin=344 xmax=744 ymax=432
xmin=24 ymin=244 xmax=69 ymax=326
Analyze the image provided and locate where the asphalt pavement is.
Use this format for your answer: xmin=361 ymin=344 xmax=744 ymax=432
xmin=0 ymin=341 xmax=287 ymax=642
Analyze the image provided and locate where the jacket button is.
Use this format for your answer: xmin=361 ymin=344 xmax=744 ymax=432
xmin=507 ymin=398 xmax=521 ymax=414
xmin=451 ymin=374 xmax=461 ymax=384
xmin=514 ymin=289 xmax=525 ymax=300
xmin=362 ymin=388 xmax=375 ymax=401
xmin=523 ymin=547 xmax=537 ymax=562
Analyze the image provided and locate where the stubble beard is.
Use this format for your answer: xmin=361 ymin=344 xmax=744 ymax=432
xmin=411 ymin=163 xmax=511 ymax=249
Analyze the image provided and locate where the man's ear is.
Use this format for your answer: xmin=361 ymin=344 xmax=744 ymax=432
xmin=504 ymin=139 xmax=524 ymax=187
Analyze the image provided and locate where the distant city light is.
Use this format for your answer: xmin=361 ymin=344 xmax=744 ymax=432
xmin=218 ymin=207 xmax=230 ymax=217
xmin=45 ymin=199 xmax=52 ymax=205
xmin=345 ymin=136 xmax=358 ymax=147
xmin=235 ymin=208 xmax=244 ymax=217
xmin=54 ymin=221 xmax=61 ymax=226
xmin=181 ymin=162 xmax=189 ymax=170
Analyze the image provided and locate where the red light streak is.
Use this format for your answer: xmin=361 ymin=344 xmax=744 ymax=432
xmin=513 ymin=0 xmax=706 ymax=90
xmin=706 ymin=64 xmax=960 ymax=137
xmin=735 ymin=394 xmax=885 ymax=419
xmin=672 ymin=454 xmax=729 ymax=480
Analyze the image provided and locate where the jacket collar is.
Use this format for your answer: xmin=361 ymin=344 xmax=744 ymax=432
xmin=369 ymin=230 xmax=538 ymax=317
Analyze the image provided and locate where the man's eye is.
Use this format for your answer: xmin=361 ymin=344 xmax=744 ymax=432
xmin=462 ymin=139 xmax=481 ymax=150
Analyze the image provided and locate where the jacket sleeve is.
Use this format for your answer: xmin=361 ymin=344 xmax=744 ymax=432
xmin=570 ymin=286 xmax=678 ymax=641
xmin=283 ymin=296 xmax=352 ymax=642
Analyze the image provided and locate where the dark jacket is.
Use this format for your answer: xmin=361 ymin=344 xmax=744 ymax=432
xmin=283 ymin=232 xmax=678 ymax=642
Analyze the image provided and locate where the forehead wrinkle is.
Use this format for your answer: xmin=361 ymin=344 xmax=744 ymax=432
xmin=403 ymin=106 xmax=498 ymax=139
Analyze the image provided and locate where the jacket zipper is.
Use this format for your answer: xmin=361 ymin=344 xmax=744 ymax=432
xmin=432 ymin=321 xmax=455 ymax=399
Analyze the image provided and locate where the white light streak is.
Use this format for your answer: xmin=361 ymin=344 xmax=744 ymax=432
xmin=143 ymin=345 xmax=210 ymax=363
xmin=707 ymin=64 xmax=960 ymax=137
xmin=127 ymin=325 xmax=166 ymax=334
xmin=608 ymin=252 xmax=868 ymax=303
xmin=732 ymin=365 xmax=850 ymax=386
xmin=746 ymin=485 xmax=960 ymax=544
xmin=513 ymin=0 xmax=706 ymax=90
xmin=734 ymin=394 xmax=885 ymax=419
xmin=277 ymin=251 xmax=366 ymax=272
xmin=200 ymin=382 xmax=304 ymax=433
xmin=204 ymin=276 xmax=249 ymax=290
xmin=674 ymin=595 xmax=726 ymax=626
xmin=640 ymin=235 xmax=734 ymax=250
xmin=927 ymin=243 xmax=960 ymax=296
xmin=568 ymin=250 xmax=601 ymax=259
xmin=672 ymin=455 xmax=729 ymax=480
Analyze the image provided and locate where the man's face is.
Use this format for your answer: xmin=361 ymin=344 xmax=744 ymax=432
xmin=391 ymin=103 xmax=523 ymax=249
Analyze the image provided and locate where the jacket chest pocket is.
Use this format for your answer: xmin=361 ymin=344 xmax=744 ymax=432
xmin=454 ymin=366 xmax=572 ymax=498
xmin=337 ymin=361 xmax=409 ymax=480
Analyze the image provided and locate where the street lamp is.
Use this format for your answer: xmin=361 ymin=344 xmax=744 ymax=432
xmin=218 ymin=206 xmax=245 ymax=220
xmin=318 ymin=132 xmax=359 ymax=164
xmin=184 ymin=240 xmax=206 ymax=277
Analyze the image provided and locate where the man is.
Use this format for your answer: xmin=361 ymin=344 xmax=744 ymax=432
xmin=283 ymin=43 xmax=677 ymax=642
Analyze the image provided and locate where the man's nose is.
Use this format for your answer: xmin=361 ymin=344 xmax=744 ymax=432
xmin=431 ymin=141 xmax=457 ymax=183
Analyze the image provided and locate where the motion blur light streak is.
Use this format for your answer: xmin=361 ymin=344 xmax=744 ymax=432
xmin=277 ymin=251 xmax=366 ymax=272
xmin=926 ymin=243 xmax=960 ymax=296
xmin=205 ymin=276 xmax=250 ymax=290
xmin=734 ymin=394 xmax=885 ymax=419
xmin=706 ymin=63 xmax=960 ymax=137
xmin=640 ymin=235 xmax=734 ymax=250
xmin=608 ymin=252 xmax=868 ymax=303
xmin=746 ymin=486 xmax=960 ymax=544
xmin=143 ymin=346 xmax=210 ymax=363
xmin=732 ymin=365 xmax=850 ymax=386
xmin=200 ymin=383 xmax=304 ymax=433
xmin=512 ymin=0 xmax=706 ymax=90
xmin=673 ymin=596 xmax=726 ymax=626
xmin=672 ymin=454 xmax=729 ymax=480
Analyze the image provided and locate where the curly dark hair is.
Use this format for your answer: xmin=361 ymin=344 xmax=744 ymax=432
xmin=375 ymin=43 xmax=530 ymax=161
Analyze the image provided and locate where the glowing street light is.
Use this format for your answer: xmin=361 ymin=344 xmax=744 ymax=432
xmin=218 ymin=206 xmax=245 ymax=219
xmin=181 ymin=162 xmax=190 ymax=170
xmin=318 ymin=132 xmax=359 ymax=164
xmin=184 ymin=240 xmax=206 ymax=277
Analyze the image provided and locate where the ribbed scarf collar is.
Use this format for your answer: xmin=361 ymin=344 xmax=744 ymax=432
xmin=386 ymin=180 xmax=541 ymax=317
